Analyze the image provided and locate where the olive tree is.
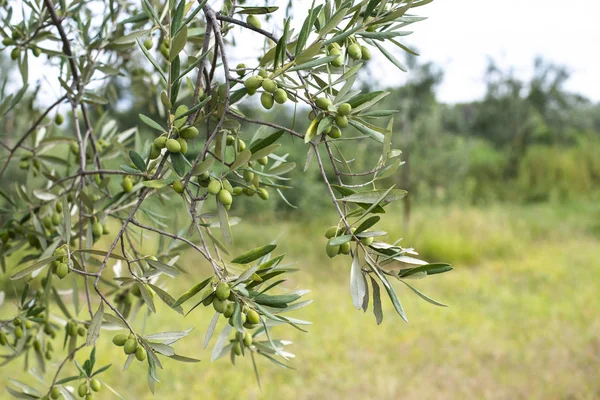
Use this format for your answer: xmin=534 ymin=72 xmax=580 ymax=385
xmin=0 ymin=0 xmax=451 ymax=398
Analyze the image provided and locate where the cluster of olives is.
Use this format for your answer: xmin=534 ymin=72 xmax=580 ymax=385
xmin=1 ymin=314 xmax=57 ymax=362
xmin=242 ymin=69 xmax=288 ymax=109
xmin=209 ymin=282 xmax=259 ymax=356
xmin=65 ymin=320 xmax=87 ymax=338
xmin=2 ymin=29 xmax=43 ymax=60
xmin=310 ymin=97 xmax=352 ymax=139
xmin=51 ymin=247 xmax=71 ymax=279
xmin=324 ymin=225 xmax=374 ymax=258
xmin=112 ymin=332 xmax=147 ymax=361
xmin=326 ymin=37 xmax=371 ymax=67
xmin=75 ymin=378 xmax=101 ymax=399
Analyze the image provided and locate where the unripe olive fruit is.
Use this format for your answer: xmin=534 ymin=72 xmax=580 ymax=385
xmin=258 ymin=69 xmax=268 ymax=78
xmin=77 ymin=326 xmax=86 ymax=336
xmin=338 ymin=103 xmax=352 ymax=116
xmin=78 ymin=383 xmax=88 ymax=397
xmin=56 ymin=263 xmax=69 ymax=279
xmin=226 ymin=135 xmax=235 ymax=146
xmin=213 ymin=298 xmax=228 ymax=313
xmin=153 ymin=136 xmax=167 ymax=149
xmin=177 ymin=138 xmax=188 ymax=154
xmin=45 ymin=350 xmax=53 ymax=360
xmin=215 ymin=282 xmax=231 ymax=301
xmin=326 ymin=243 xmax=340 ymax=258
xmin=90 ymin=379 xmax=101 ymax=392
xmin=218 ymin=189 xmax=233 ymax=206
xmin=257 ymin=156 xmax=268 ymax=166
xmin=172 ymin=180 xmax=185 ymax=194
xmin=10 ymin=47 xmax=20 ymax=60
xmin=325 ymin=226 xmax=341 ymax=238
xmin=331 ymin=49 xmax=344 ymax=67
xmin=54 ymin=113 xmax=64 ymax=125
xmin=246 ymin=309 xmax=260 ymax=325
xmin=246 ymin=15 xmax=261 ymax=29
xmin=335 ymin=115 xmax=349 ymax=128
xmin=232 ymin=187 xmax=243 ymax=196
xmin=315 ymin=97 xmax=332 ymax=110
xmin=19 ymin=160 xmax=29 ymax=169
xmin=308 ymin=111 xmax=316 ymax=120
xmin=360 ymin=236 xmax=374 ymax=246
xmin=68 ymin=321 xmax=77 ymax=337
xmin=179 ymin=126 xmax=198 ymax=139
xmin=328 ymin=126 xmax=342 ymax=139
xmin=361 ymin=45 xmax=371 ymax=60
xmin=2 ymin=38 xmax=13 ymax=45
xmin=32 ymin=47 xmax=42 ymax=57
xmin=243 ymin=321 xmax=257 ymax=329
xmin=339 ymin=242 xmax=351 ymax=255
xmin=223 ymin=302 xmax=235 ymax=318
xmin=207 ymin=179 xmax=221 ymax=195
xmin=258 ymin=188 xmax=269 ymax=200
xmin=14 ymin=326 xmax=24 ymax=339
xmin=347 ymin=43 xmax=362 ymax=60
xmin=50 ymin=387 xmax=61 ymax=399
xmin=244 ymin=76 xmax=262 ymax=91
xmin=273 ymin=88 xmax=287 ymax=104
xmin=149 ymin=144 xmax=161 ymax=159
xmin=144 ymin=39 xmax=153 ymax=50
xmin=243 ymin=170 xmax=254 ymax=182
xmin=124 ymin=338 xmax=138 ymax=354
xmin=166 ymin=138 xmax=181 ymax=153
xmin=135 ymin=346 xmax=146 ymax=361
xmin=92 ymin=222 xmax=103 ymax=238
xmin=260 ymin=92 xmax=274 ymax=110
xmin=236 ymin=63 xmax=246 ymax=77
xmin=43 ymin=216 xmax=53 ymax=230
xmin=52 ymin=213 xmax=61 ymax=226
xmin=233 ymin=341 xmax=242 ymax=356
xmin=243 ymin=330 xmax=253 ymax=347
xmin=0 ymin=332 xmax=7 ymax=345
xmin=112 ymin=333 xmax=128 ymax=346
xmin=237 ymin=138 xmax=247 ymax=151
xmin=121 ymin=176 xmax=133 ymax=193
xmin=85 ymin=394 xmax=94 ymax=400
xmin=262 ymin=79 xmax=277 ymax=93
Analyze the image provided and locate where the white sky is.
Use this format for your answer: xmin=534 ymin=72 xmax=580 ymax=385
xmin=230 ymin=0 xmax=599 ymax=103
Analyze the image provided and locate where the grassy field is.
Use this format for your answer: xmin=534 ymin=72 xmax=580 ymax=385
xmin=2 ymin=201 xmax=600 ymax=399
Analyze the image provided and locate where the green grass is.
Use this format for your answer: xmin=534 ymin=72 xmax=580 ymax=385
xmin=2 ymin=202 xmax=599 ymax=399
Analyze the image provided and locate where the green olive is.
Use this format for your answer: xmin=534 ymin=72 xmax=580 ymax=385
xmin=68 ymin=321 xmax=77 ymax=337
xmin=326 ymin=243 xmax=340 ymax=258
xmin=218 ymin=189 xmax=233 ymax=206
xmin=50 ymin=387 xmax=61 ymax=399
xmin=338 ymin=103 xmax=352 ymax=116
xmin=52 ymin=213 xmax=61 ymax=226
xmin=43 ymin=216 xmax=53 ymax=230
xmin=10 ymin=47 xmax=20 ymax=60
xmin=112 ymin=333 xmax=128 ymax=346
xmin=236 ymin=63 xmax=246 ymax=77
xmin=179 ymin=126 xmax=198 ymax=139
xmin=172 ymin=180 xmax=185 ymax=194
xmin=262 ymin=79 xmax=277 ymax=93
xmin=90 ymin=379 xmax=101 ymax=392
xmin=92 ymin=222 xmax=103 ymax=238
xmin=257 ymin=156 xmax=268 ymax=166
xmin=0 ymin=332 xmax=7 ymax=346
xmin=166 ymin=138 xmax=181 ymax=153
xmin=315 ymin=97 xmax=332 ymax=110
xmin=361 ymin=45 xmax=371 ymax=61
xmin=246 ymin=309 xmax=260 ymax=325
xmin=78 ymin=382 xmax=88 ymax=397
xmin=325 ymin=226 xmax=341 ymax=238
xmin=215 ymin=282 xmax=231 ymax=301
xmin=85 ymin=393 xmax=94 ymax=400
xmin=260 ymin=92 xmax=274 ymax=110
xmin=246 ymin=15 xmax=261 ymax=29
xmin=143 ymin=39 xmax=153 ymax=50
xmin=273 ymin=88 xmax=287 ymax=104
xmin=237 ymin=138 xmax=247 ymax=151
xmin=243 ymin=170 xmax=254 ymax=182
xmin=149 ymin=144 xmax=161 ymax=159
xmin=258 ymin=69 xmax=268 ymax=79
xmin=14 ymin=326 xmax=23 ymax=339
xmin=121 ymin=176 xmax=133 ymax=193
xmin=124 ymin=338 xmax=138 ymax=354
xmin=243 ymin=321 xmax=257 ymax=329
xmin=2 ymin=38 xmax=13 ymax=45
xmin=18 ymin=160 xmax=28 ymax=169
xmin=360 ymin=236 xmax=374 ymax=246
xmin=339 ymin=242 xmax=351 ymax=255
xmin=153 ymin=136 xmax=167 ymax=149
xmin=54 ymin=113 xmax=64 ymax=125
xmin=135 ymin=346 xmax=146 ymax=361
xmin=347 ymin=43 xmax=362 ymax=60
xmin=258 ymin=188 xmax=269 ymax=200
xmin=226 ymin=135 xmax=235 ymax=146
xmin=335 ymin=115 xmax=348 ymax=128
xmin=207 ymin=179 xmax=221 ymax=195
xmin=213 ymin=298 xmax=228 ymax=313
xmin=233 ymin=341 xmax=242 ymax=356
xmin=223 ymin=302 xmax=235 ymax=318
xmin=329 ymin=48 xmax=344 ymax=67
xmin=177 ymin=138 xmax=188 ymax=154
xmin=327 ymin=126 xmax=342 ymax=139
xmin=32 ymin=47 xmax=42 ymax=57
xmin=77 ymin=326 xmax=86 ymax=336
xmin=232 ymin=186 xmax=243 ymax=196
xmin=56 ymin=263 xmax=69 ymax=279
xmin=244 ymin=76 xmax=262 ymax=91
xmin=243 ymin=330 xmax=253 ymax=347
